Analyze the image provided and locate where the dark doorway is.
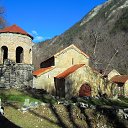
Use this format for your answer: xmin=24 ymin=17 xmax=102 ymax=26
xmin=16 ymin=46 xmax=23 ymax=63
xmin=1 ymin=46 xmax=8 ymax=63
xmin=54 ymin=78 xmax=65 ymax=98
xmin=79 ymin=83 xmax=91 ymax=97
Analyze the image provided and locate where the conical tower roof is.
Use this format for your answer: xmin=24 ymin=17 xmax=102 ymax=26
xmin=0 ymin=24 xmax=33 ymax=39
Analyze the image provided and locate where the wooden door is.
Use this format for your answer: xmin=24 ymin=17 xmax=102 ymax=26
xmin=79 ymin=83 xmax=91 ymax=97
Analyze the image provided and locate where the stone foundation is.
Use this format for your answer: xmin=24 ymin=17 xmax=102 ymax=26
xmin=0 ymin=59 xmax=34 ymax=88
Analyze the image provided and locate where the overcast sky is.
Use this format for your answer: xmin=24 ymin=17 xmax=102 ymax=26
xmin=1 ymin=0 xmax=107 ymax=42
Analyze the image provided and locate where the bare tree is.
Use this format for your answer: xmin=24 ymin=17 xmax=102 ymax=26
xmin=90 ymin=30 xmax=119 ymax=75
xmin=103 ymin=48 xmax=118 ymax=75
xmin=0 ymin=6 xmax=6 ymax=29
xmin=90 ymin=30 xmax=102 ymax=69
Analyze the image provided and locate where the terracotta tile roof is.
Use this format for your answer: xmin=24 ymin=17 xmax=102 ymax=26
xmin=33 ymin=67 xmax=53 ymax=76
xmin=110 ymin=75 xmax=128 ymax=83
xmin=0 ymin=24 xmax=33 ymax=39
xmin=55 ymin=64 xmax=85 ymax=78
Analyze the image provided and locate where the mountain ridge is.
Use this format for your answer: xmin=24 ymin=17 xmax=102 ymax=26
xmin=33 ymin=0 xmax=128 ymax=74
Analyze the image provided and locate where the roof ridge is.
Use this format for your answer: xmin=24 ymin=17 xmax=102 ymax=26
xmin=0 ymin=24 xmax=33 ymax=39
xmin=55 ymin=64 xmax=85 ymax=78
xmin=33 ymin=66 xmax=54 ymax=76
xmin=110 ymin=75 xmax=128 ymax=83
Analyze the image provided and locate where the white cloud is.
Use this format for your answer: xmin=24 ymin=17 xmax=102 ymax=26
xmin=30 ymin=30 xmax=51 ymax=43
xmin=31 ymin=30 xmax=38 ymax=36
xmin=34 ymin=36 xmax=44 ymax=42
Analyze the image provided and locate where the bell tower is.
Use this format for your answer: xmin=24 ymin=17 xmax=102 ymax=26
xmin=0 ymin=24 xmax=33 ymax=64
xmin=0 ymin=24 xmax=34 ymax=88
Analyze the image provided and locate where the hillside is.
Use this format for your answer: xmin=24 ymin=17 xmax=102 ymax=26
xmin=1 ymin=89 xmax=128 ymax=128
xmin=33 ymin=0 xmax=128 ymax=74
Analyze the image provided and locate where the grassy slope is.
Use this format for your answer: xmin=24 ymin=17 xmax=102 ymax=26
xmin=0 ymin=89 xmax=128 ymax=128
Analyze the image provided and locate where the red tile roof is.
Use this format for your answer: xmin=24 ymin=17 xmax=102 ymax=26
xmin=33 ymin=67 xmax=53 ymax=76
xmin=0 ymin=24 xmax=33 ymax=39
xmin=55 ymin=64 xmax=85 ymax=78
xmin=110 ymin=75 xmax=128 ymax=83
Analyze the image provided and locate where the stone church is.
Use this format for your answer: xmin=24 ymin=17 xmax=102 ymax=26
xmin=33 ymin=45 xmax=114 ymax=98
xmin=0 ymin=24 xmax=123 ymax=98
xmin=0 ymin=24 xmax=34 ymax=88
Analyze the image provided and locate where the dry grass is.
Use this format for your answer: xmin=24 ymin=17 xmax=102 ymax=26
xmin=4 ymin=104 xmax=88 ymax=128
xmin=1 ymin=89 xmax=128 ymax=128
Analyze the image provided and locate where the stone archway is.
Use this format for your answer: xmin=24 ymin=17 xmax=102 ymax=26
xmin=79 ymin=83 xmax=91 ymax=97
xmin=1 ymin=46 xmax=8 ymax=63
xmin=16 ymin=46 xmax=23 ymax=63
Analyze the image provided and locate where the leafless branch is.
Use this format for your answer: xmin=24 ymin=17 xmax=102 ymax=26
xmin=103 ymin=49 xmax=118 ymax=75
xmin=0 ymin=6 xmax=6 ymax=28
xmin=90 ymin=30 xmax=102 ymax=69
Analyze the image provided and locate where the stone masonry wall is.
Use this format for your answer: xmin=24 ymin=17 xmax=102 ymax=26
xmin=33 ymin=67 xmax=67 ymax=95
xmin=65 ymin=66 xmax=113 ymax=98
xmin=0 ymin=60 xmax=34 ymax=88
xmin=124 ymin=80 xmax=128 ymax=97
xmin=0 ymin=33 xmax=33 ymax=64
xmin=55 ymin=48 xmax=89 ymax=68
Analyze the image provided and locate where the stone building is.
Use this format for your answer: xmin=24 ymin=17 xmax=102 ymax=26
xmin=40 ymin=44 xmax=89 ymax=69
xmin=55 ymin=64 xmax=113 ymax=98
xmin=110 ymin=75 xmax=128 ymax=97
xmin=33 ymin=44 xmax=89 ymax=94
xmin=0 ymin=24 xmax=34 ymax=88
xmin=33 ymin=44 xmax=113 ymax=98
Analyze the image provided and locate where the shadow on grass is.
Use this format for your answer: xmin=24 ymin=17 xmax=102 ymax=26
xmin=5 ymin=102 xmax=19 ymax=109
xmin=2 ymin=88 xmax=128 ymax=128
xmin=96 ymin=105 xmax=127 ymax=128
xmin=23 ymin=88 xmax=128 ymax=128
xmin=0 ymin=114 xmax=21 ymax=128
xmin=28 ymin=109 xmax=60 ymax=126
xmin=49 ymin=103 xmax=69 ymax=128
xmin=66 ymin=104 xmax=80 ymax=128
xmin=79 ymin=107 xmax=92 ymax=128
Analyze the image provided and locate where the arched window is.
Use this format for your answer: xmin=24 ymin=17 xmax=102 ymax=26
xmin=1 ymin=46 xmax=8 ymax=63
xmin=16 ymin=46 xmax=23 ymax=63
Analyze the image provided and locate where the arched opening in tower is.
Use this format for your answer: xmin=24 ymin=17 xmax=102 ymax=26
xmin=1 ymin=46 xmax=8 ymax=63
xmin=16 ymin=46 xmax=23 ymax=63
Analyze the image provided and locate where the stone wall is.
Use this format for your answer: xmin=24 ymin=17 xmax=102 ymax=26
xmin=0 ymin=33 xmax=33 ymax=64
xmin=55 ymin=48 xmax=89 ymax=68
xmin=64 ymin=66 xmax=114 ymax=98
xmin=0 ymin=60 xmax=34 ymax=88
xmin=33 ymin=67 xmax=67 ymax=95
xmin=124 ymin=80 xmax=128 ymax=97
xmin=107 ymin=69 xmax=120 ymax=80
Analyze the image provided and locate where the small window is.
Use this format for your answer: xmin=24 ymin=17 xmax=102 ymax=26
xmin=29 ymin=49 xmax=31 ymax=53
xmin=72 ymin=58 xmax=74 ymax=65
